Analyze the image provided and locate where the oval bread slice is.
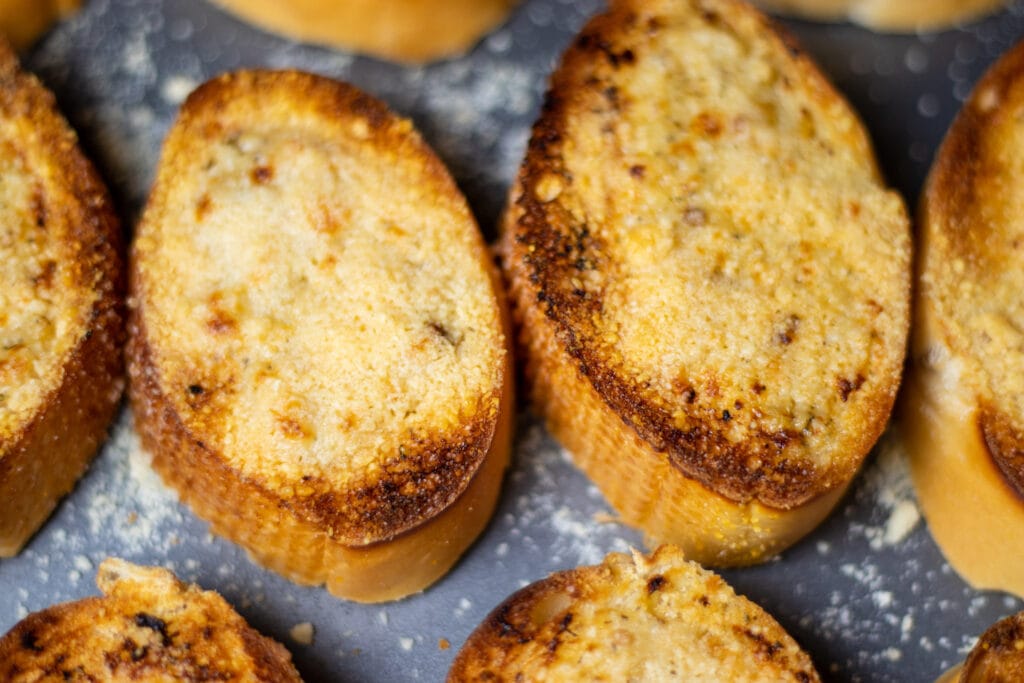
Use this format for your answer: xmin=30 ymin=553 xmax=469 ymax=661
xmin=209 ymin=0 xmax=518 ymax=63
xmin=0 ymin=558 xmax=303 ymax=681
xmin=751 ymin=0 xmax=1005 ymax=33
xmin=905 ymin=39 xmax=1024 ymax=597
xmin=0 ymin=39 xmax=124 ymax=556
xmin=501 ymin=0 xmax=911 ymax=566
xmin=448 ymin=545 xmax=820 ymax=682
xmin=129 ymin=69 xmax=513 ymax=602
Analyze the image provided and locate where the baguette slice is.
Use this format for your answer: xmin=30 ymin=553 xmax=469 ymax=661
xmin=448 ymin=545 xmax=820 ymax=682
xmin=0 ymin=558 xmax=302 ymax=681
xmin=0 ymin=40 xmax=124 ymax=556
xmin=905 ymin=39 xmax=1024 ymax=598
xmin=209 ymin=0 xmax=518 ymax=63
xmin=936 ymin=610 xmax=1024 ymax=683
xmin=0 ymin=0 xmax=80 ymax=50
xmin=501 ymin=0 xmax=910 ymax=566
xmin=752 ymin=0 xmax=1005 ymax=33
xmin=129 ymin=69 xmax=512 ymax=603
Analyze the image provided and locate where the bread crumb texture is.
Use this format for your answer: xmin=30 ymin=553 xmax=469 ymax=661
xmin=0 ymin=45 xmax=99 ymax=441
xmin=921 ymin=39 xmax=1024 ymax=493
xmin=0 ymin=558 xmax=303 ymax=681
xmin=132 ymin=70 xmax=505 ymax=542
xmin=961 ymin=610 xmax=1024 ymax=682
xmin=448 ymin=545 xmax=819 ymax=681
xmin=511 ymin=0 xmax=909 ymax=506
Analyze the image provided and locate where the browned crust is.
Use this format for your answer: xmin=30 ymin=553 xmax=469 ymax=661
xmin=505 ymin=0 xmax=901 ymax=510
xmin=0 ymin=560 xmax=302 ymax=681
xmin=960 ymin=611 xmax=1024 ymax=682
xmin=0 ymin=39 xmax=125 ymax=556
xmin=448 ymin=546 xmax=820 ymax=681
xmin=920 ymin=39 xmax=1024 ymax=502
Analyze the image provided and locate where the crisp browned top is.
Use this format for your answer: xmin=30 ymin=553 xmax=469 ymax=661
xmin=508 ymin=0 xmax=909 ymax=508
xmin=921 ymin=39 xmax=1024 ymax=499
xmin=0 ymin=559 xmax=302 ymax=682
xmin=0 ymin=39 xmax=121 ymax=449
xmin=131 ymin=69 xmax=506 ymax=545
xmin=961 ymin=611 xmax=1024 ymax=682
xmin=448 ymin=546 xmax=820 ymax=682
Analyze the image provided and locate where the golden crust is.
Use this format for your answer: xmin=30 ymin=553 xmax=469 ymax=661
xmin=906 ymin=38 xmax=1024 ymax=597
xmin=958 ymin=611 xmax=1024 ymax=683
xmin=0 ymin=39 xmax=124 ymax=556
xmin=0 ymin=558 xmax=302 ymax=681
xmin=752 ymin=0 xmax=1006 ymax=32
xmin=209 ymin=0 xmax=518 ymax=63
xmin=129 ymin=69 xmax=511 ymax=601
xmin=448 ymin=545 xmax=820 ymax=682
xmin=502 ymin=0 xmax=908 ymax=564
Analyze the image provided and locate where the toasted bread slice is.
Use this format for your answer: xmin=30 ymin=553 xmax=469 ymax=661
xmin=0 ymin=0 xmax=80 ymax=50
xmin=935 ymin=610 xmax=1024 ymax=683
xmin=129 ymin=69 xmax=512 ymax=602
xmin=448 ymin=545 xmax=820 ymax=682
xmin=501 ymin=0 xmax=910 ymax=566
xmin=905 ymin=40 xmax=1024 ymax=598
xmin=0 ymin=40 xmax=124 ymax=556
xmin=0 ymin=558 xmax=302 ymax=681
xmin=209 ymin=0 xmax=518 ymax=63
xmin=752 ymin=0 xmax=1005 ymax=32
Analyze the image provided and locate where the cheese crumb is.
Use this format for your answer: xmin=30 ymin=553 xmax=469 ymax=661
xmin=290 ymin=622 xmax=315 ymax=645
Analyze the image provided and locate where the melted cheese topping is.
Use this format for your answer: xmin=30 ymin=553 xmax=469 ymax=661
xmin=562 ymin=2 xmax=908 ymax=468
xmin=0 ymin=135 xmax=91 ymax=440
xmin=136 ymin=111 xmax=502 ymax=486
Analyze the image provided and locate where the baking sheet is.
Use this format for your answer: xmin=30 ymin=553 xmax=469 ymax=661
xmin=3 ymin=1 xmax=1024 ymax=681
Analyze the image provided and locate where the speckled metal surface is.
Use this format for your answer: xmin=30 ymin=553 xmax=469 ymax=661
xmin=2 ymin=1 xmax=1023 ymax=681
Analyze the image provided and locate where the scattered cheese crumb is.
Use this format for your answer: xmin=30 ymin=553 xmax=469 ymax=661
xmin=290 ymin=622 xmax=315 ymax=645
xmin=400 ymin=637 xmax=414 ymax=651
xmin=439 ymin=638 xmax=450 ymax=651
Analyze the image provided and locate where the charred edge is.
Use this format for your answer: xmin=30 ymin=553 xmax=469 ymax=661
xmin=646 ymin=575 xmax=666 ymax=594
xmin=495 ymin=604 xmax=532 ymax=645
xmin=19 ymin=631 xmax=43 ymax=653
xmin=135 ymin=613 xmax=171 ymax=646
xmin=736 ymin=626 xmax=785 ymax=660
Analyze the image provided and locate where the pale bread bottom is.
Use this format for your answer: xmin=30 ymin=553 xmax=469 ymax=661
xmin=754 ymin=0 xmax=1005 ymax=32
xmin=520 ymin=284 xmax=845 ymax=567
xmin=904 ymin=296 xmax=1024 ymax=598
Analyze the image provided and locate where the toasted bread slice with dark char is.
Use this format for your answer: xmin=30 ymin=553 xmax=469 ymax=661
xmin=905 ymin=39 xmax=1024 ymax=598
xmin=129 ymin=69 xmax=512 ymax=602
xmin=935 ymin=610 xmax=1024 ymax=683
xmin=0 ymin=0 xmax=80 ymax=50
xmin=502 ymin=0 xmax=910 ymax=565
xmin=752 ymin=0 xmax=1005 ymax=32
xmin=0 ymin=39 xmax=124 ymax=556
xmin=0 ymin=558 xmax=302 ymax=681
xmin=209 ymin=0 xmax=518 ymax=63
xmin=448 ymin=545 xmax=820 ymax=682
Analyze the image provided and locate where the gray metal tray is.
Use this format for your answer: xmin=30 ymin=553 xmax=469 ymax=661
xmin=3 ymin=1 xmax=1023 ymax=681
